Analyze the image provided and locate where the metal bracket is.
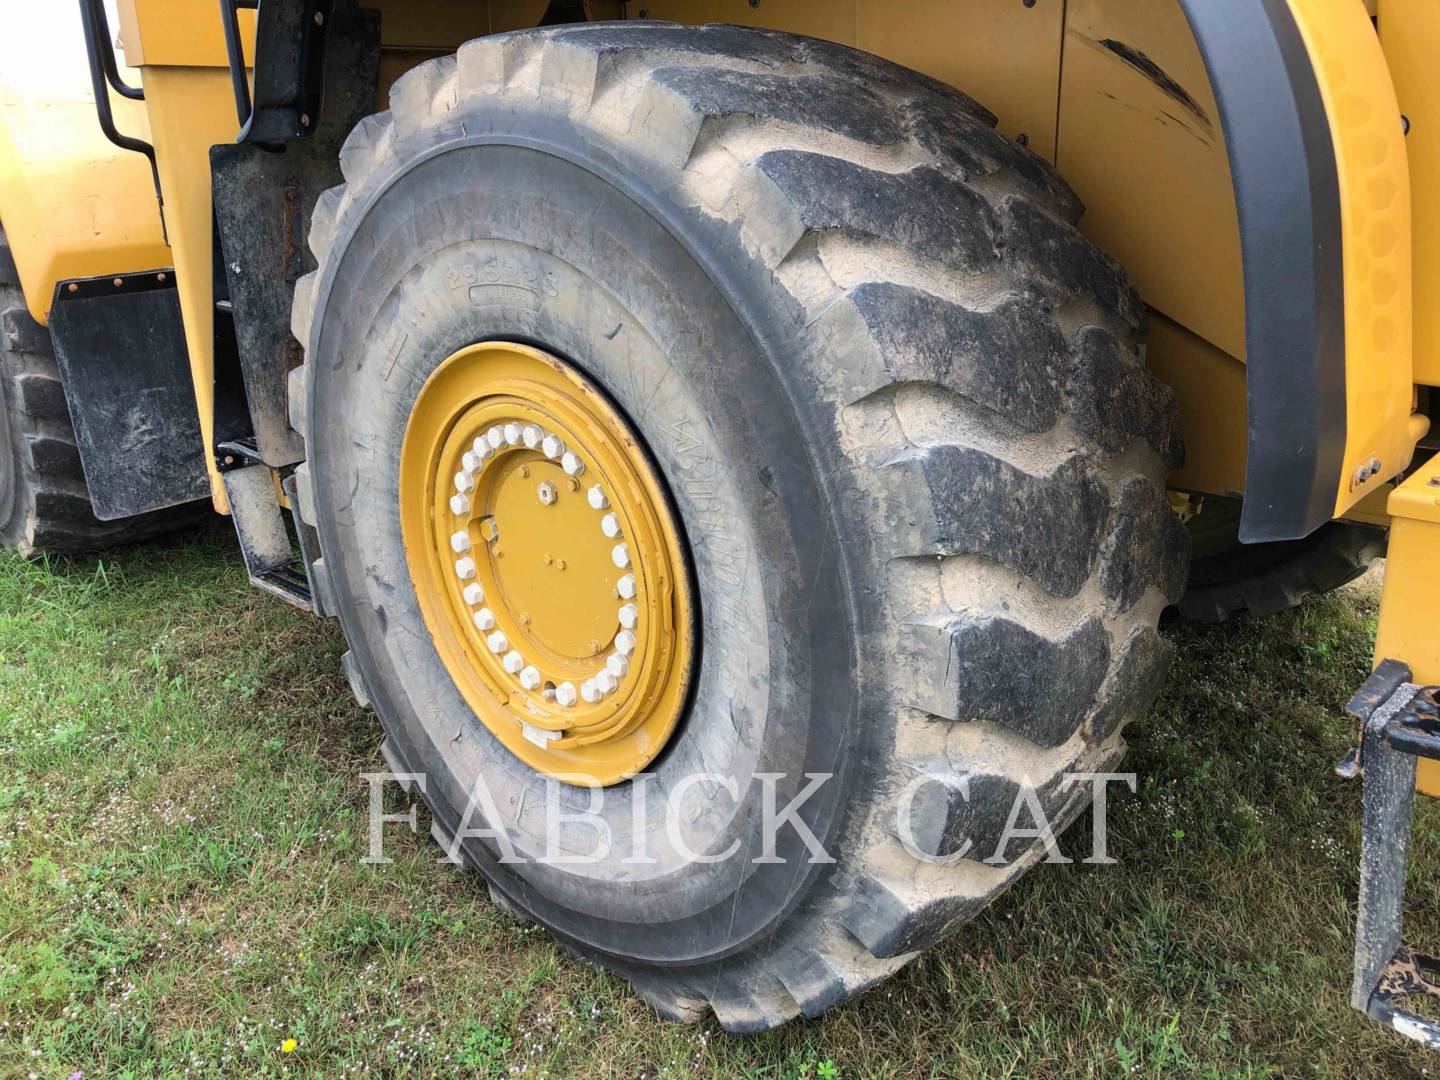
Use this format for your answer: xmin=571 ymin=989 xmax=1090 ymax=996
xmin=1346 ymin=660 xmax=1440 ymax=1049
xmin=216 ymin=438 xmax=320 ymax=613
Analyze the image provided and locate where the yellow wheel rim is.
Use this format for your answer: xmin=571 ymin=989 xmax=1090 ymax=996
xmin=400 ymin=342 xmax=695 ymax=785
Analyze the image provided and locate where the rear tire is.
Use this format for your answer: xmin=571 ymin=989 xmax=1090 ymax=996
xmin=290 ymin=24 xmax=1188 ymax=1030
xmin=1178 ymin=496 xmax=1384 ymax=622
xmin=0 ymin=227 xmax=210 ymax=555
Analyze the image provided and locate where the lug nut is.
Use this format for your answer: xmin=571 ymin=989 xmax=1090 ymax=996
xmin=561 ymin=451 xmax=585 ymax=477
xmin=454 ymin=557 xmax=477 ymax=580
xmin=503 ymin=650 xmax=524 ymax=674
xmin=580 ymin=680 xmax=602 ymax=703
xmin=523 ymin=425 xmax=543 ymax=449
xmin=601 ymin=513 xmax=622 ymax=539
xmin=450 ymin=530 xmax=471 ymax=554
xmin=474 ymin=607 xmax=496 ymax=631
xmin=486 ymin=426 xmax=505 ymax=449
xmin=504 ymin=422 xmax=522 ymax=445
xmin=618 ymin=603 xmax=638 ymax=629
xmin=587 ymin=485 xmax=609 ymax=510
xmin=615 ymin=630 xmax=637 ymax=655
xmin=463 ymin=583 xmax=485 ymax=606
xmin=607 ymin=653 xmax=630 ymax=678
xmin=473 ymin=437 xmax=493 ymax=459
xmin=520 ymin=665 xmax=542 ymax=690
xmin=542 ymin=434 xmax=565 ymax=460
xmin=487 ymin=631 xmax=509 ymax=654
xmin=556 ymin=681 xmax=578 ymax=707
xmin=618 ymin=573 xmax=637 ymax=599
xmin=462 ymin=450 xmax=484 ymax=473
xmin=450 ymin=493 xmax=471 ymax=516
xmin=611 ymin=543 xmax=630 ymax=569
xmin=454 ymin=471 xmax=475 ymax=494
xmin=537 ymin=481 xmax=557 ymax=506
xmin=595 ymin=670 xmax=618 ymax=694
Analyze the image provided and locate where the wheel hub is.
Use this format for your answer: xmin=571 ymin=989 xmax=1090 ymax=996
xmin=400 ymin=342 xmax=695 ymax=784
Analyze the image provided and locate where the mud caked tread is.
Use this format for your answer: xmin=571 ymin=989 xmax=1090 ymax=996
xmin=288 ymin=24 xmax=1185 ymax=1030
xmin=0 ymin=230 xmax=209 ymax=556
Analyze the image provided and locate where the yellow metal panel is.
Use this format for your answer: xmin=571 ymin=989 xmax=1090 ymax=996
xmin=1145 ymin=313 xmax=1247 ymax=498
xmin=1057 ymin=0 xmax=1244 ymax=363
xmin=117 ymin=0 xmax=255 ymax=68
xmin=1286 ymin=0 xmax=1423 ymax=518
xmin=635 ymin=0 xmax=855 ymax=44
xmin=1378 ymin=0 xmax=1440 ymax=388
xmin=134 ymin=65 xmax=243 ymax=513
xmin=0 ymin=3 xmax=170 ymax=323
xmin=1375 ymin=461 xmax=1440 ymax=795
xmin=856 ymin=0 xmax=1064 ymax=160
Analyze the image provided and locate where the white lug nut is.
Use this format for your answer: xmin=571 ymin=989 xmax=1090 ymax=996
xmin=522 ymin=425 xmax=543 ymax=449
xmin=594 ymin=670 xmax=618 ymax=694
xmin=611 ymin=543 xmax=630 ymax=569
xmin=587 ymin=485 xmax=609 ymax=510
xmin=450 ymin=530 xmax=471 ymax=554
xmin=472 ymin=436 xmax=490 ymax=458
xmin=555 ymin=681 xmax=578 ymax=707
xmin=580 ymin=680 xmax=602 ymax=703
xmin=618 ymin=603 xmax=639 ymax=629
xmin=454 ymin=557 xmax=477 ymax=580
xmin=541 ymin=434 xmax=565 ymax=460
xmin=462 ymin=450 xmax=484 ymax=473
xmin=537 ymin=482 xmax=557 ymax=506
xmin=454 ymin=471 xmax=475 ymax=494
xmin=615 ymin=630 xmax=637 ymax=655
xmin=487 ymin=631 xmax=509 ymax=654
xmin=504 ymin=422 xmax=522 ymax=446
xmin=486 ymin=426 xmax=505 ymax=449
xmin=607 ymin=653 xmax=630 ymax=678
xmin=618 ymin=573 xmax=637 ymax=600
xmin=473 ymin=607 xmax=496 ymax=631
xmin=600 ymin=513 xmax=622 ymax=539
xmin=520 ymin=665 xmax=542 ymax=690
xmin=463 ymin=583 xmax=485 ymax=606
xmin=561 ymin=451 xmax=585 ymax=477
xmin=450 ymin=493 xmax=472 ymax=516
xmin=503 ymin=650 xmax=524 ymax=674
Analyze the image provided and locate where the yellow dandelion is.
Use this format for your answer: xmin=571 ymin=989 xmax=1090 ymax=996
xmin=281 ymin=1038 xmax=298 ymax=1054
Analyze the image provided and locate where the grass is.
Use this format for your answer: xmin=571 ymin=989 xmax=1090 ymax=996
xmin=1 ymin=522 xmax=1438 ymax=1078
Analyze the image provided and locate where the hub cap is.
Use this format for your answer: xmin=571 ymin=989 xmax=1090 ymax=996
xmin=400 ymin=342 xmax=695 ymax=784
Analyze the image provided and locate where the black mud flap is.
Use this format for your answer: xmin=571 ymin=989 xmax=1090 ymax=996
xmin=1345 ymin=659 xmax=1440 ymax=1048
xmin=48 ymin=271 xmax=210 ymax=521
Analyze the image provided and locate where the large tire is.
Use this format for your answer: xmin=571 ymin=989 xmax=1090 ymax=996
xmin=1177 ymin=496 xmax=1385 ymax=622
xmin=0 ymin=227 xmax=209 ymax=555
xmin=289 ymin=24 xmax=1188 ymax=1030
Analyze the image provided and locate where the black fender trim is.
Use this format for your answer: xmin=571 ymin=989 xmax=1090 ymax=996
xmin=1179 ymin=0 xmax=1347 ymax=542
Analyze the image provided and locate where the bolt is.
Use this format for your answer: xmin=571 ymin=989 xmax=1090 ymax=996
xmin=556 ymin=559 xmax=566 ymax=571
xmin=455 ymin=557 xmax=477 ymax=580
xmin=313 ymin=10 xmax=324 ymax=25
xmin=588 ymin=485 xmax=610 ymax=510
xmin=454 ymin=470 xmax=475 ymax=494
xmin=601 ymin=513 xmax=622 ymax=539
xmin=463 ymin=450 xmax=483 ymax=473
xmin=157 ymin=272 xmax=167 ymax=282
xmin=519 ymin=464 xmax=530 ymax=479
xmin=463 ymin=583 xmax=485 ymax=606
xmin=450 ymin=493 xmax=471 ymax=516
xmin=619 ymin=604 xmax=638 ymax=629
xmin=580 ymin=681 xmax=602 ymax=703
xmin=487 ymin=631 xmax=509 ymax=654
xmin=504 ymin=422 xmax=522 ymax=446
xmin=450 ymin=530 xmax=471 ymax=554
xmin=473 ymin=436 xmax=493 ymax=459
xmin=607 ymin=653 xmax=630 ymax=678
xmin=300 ymin=114 xmax=311 ymax=127
xmin=562 ymin=451 xmax=585 ymax=477
xmin=618 ymin=573 xmax=637 ymax=600
xmin=520 ymin=665 xmax=542 ymax=690
xmin=587 ymin=638 xmax=600 ymax=653
xmin=537 ymin=481 xmax=557 ymax=506
xmin=1016 ymin=132 xmax=1029 ymax=147
xmin=542 ymin=434 xmax=565 ymax=460
xmin=1023 ymin=0 xmax=1036 ymax=7
xmin=556 ymin=682 xmax=579 ymax=707
xmin=67 ymin=283 xmax=78 ymax=293
xmin=503 ymin=650 xmax=525 ymax=674
xmin=487 ymin=426 xmax=505 ymax=450
xmin=522 ymin=425 xmax=543 ymax=449
xmin=615 ymin=630 xmax=637 ymax=655
xmin=519 ymin=612 xmax=531 ymax=626
xmin=113 ymin=277 xmax=124 ymax=287
xmin=595 ymin=670 xmax=618 ymax=694
xmin=612 ymin=543 xmax=631 ymax=569
xmin=474 ymin=608 xmax=496 ymax=631
xmin=223 ymin=455 xmax=236 ymax=467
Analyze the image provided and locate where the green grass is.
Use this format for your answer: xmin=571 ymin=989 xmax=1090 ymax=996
xmin=1 ymin=523 xmax=1437 ymax=1078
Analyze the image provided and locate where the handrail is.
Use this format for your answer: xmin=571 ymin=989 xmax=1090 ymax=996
xmin=76 ymin=0 xmax=166 ymax=240
xmin=220 ymin=0 xmax=258 ymax=127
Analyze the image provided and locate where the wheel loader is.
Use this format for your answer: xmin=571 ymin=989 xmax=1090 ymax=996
xmin=2 ymin=0 xmax=1438 ymax=1039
